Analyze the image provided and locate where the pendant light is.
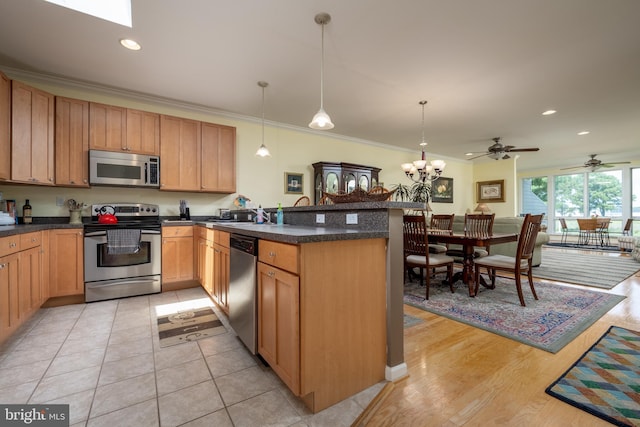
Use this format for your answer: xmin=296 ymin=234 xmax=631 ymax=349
xmin=309 ymin=13 xmax=334 ymax=130
xmin=255 ymin=81 xmax=271 ymax=157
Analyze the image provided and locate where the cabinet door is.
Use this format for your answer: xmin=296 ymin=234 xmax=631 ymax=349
xmin=49 ymin=229 xmax=84 ymax=297
xmin=11 ymin=80 xmax=55 ymax=185
xmin=20 ymin=246 xmax=41 ymax=315
xmin=126 ymin=109 xmax=160 ymax=155
xmin=0 ymin=71 xmax=10 ymax=181
xmin=0 ymin=252 xmax=20 ymax=343
xmin=213 ymin=243 xmax=229 ymax=313
xmin=161 ymin=227 xmax=194 ymax=283
xmin=201 ymin=123 xmax=236 ymax=193
xmin=55 ymin=97 xmax=89 ymax=187
xmin=160 ymin=115 xmax=201 ymax=191
xmin=257 ymin=261 xmax=300 ymax=395
xmin=89 ymin=102 xmax=126 ymax=152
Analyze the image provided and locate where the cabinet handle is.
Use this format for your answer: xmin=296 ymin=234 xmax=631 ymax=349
xmin=269 ymin=251 xmax=276 ymax=257
xmin=83 ymin=179 xmax=88 ymax=184
xmin=32 ymin=238 xmax=37 ymax=242
xmin=10 ymin=242 xmax=16 ymax=248
xmin=0 ymin=264 xmax=5 ymax=269
xmin=70 ymin=180 xmax=75 ymax=184
xmin=268 ymin=270 xmax=275 ymax=277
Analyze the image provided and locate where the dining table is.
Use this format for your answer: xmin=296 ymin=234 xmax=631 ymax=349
xmin=428 ymin=231 xmax=519 ymax=296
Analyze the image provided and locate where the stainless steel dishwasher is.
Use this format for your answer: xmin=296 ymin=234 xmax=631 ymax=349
xmin=228 ymin=234 xmax=259 ymax=354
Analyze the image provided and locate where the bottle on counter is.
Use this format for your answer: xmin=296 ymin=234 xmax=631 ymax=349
xmin=257 ymin=205 xmax=264 ymax=224
xmin=23 ymin=199 xmax=32 ymax=224
xmin=276 ymin=203 xmax=283 ymax=225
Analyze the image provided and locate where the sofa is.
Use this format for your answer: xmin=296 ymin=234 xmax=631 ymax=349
xmin=449 ymin=216 xmax=549 ymax=266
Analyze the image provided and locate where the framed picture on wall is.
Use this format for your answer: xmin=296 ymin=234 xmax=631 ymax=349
xmin=285 ymin=172 xmax=304 ymax=194
xmin=431 ymin=177 xmax=453 ymax=203
xmin=477 ymin=179 xmax=505 ymax=202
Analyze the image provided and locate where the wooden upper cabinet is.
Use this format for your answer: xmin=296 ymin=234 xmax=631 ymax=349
xmin=55 ymin=97 xmax=89 ymax=187
xmin=0 ymin=71 xmax=10 ymax=181
xmin=160 ymin=114 xmax=201 ymax=191
xmin=11 ymin=80 xmax=54 ymax=185
xmin=126 ymin=109 xmax=160 ymax=155
xmin=89 ymin=102 xmax=126 ymax=152
xmin=201 ymin=122 xmax=236 ymax=193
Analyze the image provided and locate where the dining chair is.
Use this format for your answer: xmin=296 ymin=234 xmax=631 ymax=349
xmin=596 ymin=217 xmax=611 ymax=246
xmin=622 ymin=218 xmax=633 ymax=236
xmin=446 ymin=213 xmax=495 ymax=259
xmin=293 ymin=195 xmax=311 ymax=207
xmin=559 ymin=218 xmax=570 ymax=244
xmin=403 ymin=214 xmax=455 ymax=299
xmin=577 ymin=218 xmax=598 ymax=245
xmin=428 ymin=213 xmax=455 ymax=254
xmin=473 ymin=213 xmax=544 ymax=306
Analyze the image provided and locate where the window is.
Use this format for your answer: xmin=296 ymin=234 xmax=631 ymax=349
xmin=554 ymin=173 xmax=584 ymax=217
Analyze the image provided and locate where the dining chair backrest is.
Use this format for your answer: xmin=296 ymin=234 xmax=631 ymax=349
xmin=430 ymin=214 xmax=455 ymax=232
xmin=464 ymin=213 xmax=495 ymax=237
xmin=559 ymin=218 xmax=568 ymax=231
xmin=293 ymin=196 xmax=311 ymax=206
xmin=596 ymin=217 xmax=611 ymax=229
xmin=622 ymin=218 xmax=633 ymax=235
xmin=517 ymin=214 xmax=544 ymax=262
xmin=577 ymin=218 xmax=597 ymax=232
xmin=403 ymin=215 xmax=428 ymax=258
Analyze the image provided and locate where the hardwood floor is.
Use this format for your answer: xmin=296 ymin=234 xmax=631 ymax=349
xmin=366 ymin=248 xmax=640 ymax=426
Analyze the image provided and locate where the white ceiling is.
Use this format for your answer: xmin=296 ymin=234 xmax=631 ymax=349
xmin=1 ymin=0 xmax=640 ymax=171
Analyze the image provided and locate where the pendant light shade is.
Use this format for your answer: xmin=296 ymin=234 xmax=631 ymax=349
xmin=255 ymin=81 xmax=271 ymax=157
xmin=309 ymin=13 xmax=334 ymax=130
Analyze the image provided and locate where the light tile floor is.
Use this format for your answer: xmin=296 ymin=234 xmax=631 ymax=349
xmin=0 ymin=287 xmax=384 ymax=426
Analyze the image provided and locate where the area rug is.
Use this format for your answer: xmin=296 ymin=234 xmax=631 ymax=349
xmin=156 ymin=304 xmax=226 ymax=348
xmin=545 ymin=242 xmax=621 ymax=252
xmin=534 ymin=249 xmax=640 ymax=289
xmin=546 ymin=326 xmax=640 ymax=426
xmin=404 ymin=279 xmax=625 ymax=353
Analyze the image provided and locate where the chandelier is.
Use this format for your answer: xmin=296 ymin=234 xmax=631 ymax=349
xmin=401 ymin=100 xmax=446 ymax=183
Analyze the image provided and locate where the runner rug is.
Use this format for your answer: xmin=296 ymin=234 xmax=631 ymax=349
xmin=404 ymin=279 xmax=625 ymax=353
xmin=156 ymin=304 xmax=226 ymax=348
xmin=534 ymin=249 xmax=640 ymax=289
xmin=545 ymin=326 xmax=640 ymax=426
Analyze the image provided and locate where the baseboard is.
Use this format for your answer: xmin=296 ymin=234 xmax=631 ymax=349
xmin=385 ymin=363 xmax=408 ymax=381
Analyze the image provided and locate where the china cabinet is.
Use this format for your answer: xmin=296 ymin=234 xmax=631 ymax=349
xmin=312 ymin=162 xmax=381 ymax=204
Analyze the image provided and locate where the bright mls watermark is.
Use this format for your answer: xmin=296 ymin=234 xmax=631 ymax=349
xmin=1 ymin=405 xmax=69 ymax=426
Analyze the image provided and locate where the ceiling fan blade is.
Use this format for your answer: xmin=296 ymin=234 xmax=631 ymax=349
xmin=467 ymin=153 xmax=489 ymax=160
xmin=559 ymin=165 xmax=584 ymax=170
xmin=602 ymin=161 xmax=631 ymax=166
xmin=507 ymin=147 xmax=540 ymax=152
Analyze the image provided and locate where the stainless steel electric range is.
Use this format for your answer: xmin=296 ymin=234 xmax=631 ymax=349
xmin=84 ymin=203 xmax=162 ymax=302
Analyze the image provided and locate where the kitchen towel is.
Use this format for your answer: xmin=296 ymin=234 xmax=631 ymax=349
xmin=106 ymin=229 xmax=141 ymax=255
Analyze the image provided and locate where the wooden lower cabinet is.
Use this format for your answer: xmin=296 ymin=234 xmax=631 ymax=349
xmin=0 ymin=252 xmax=20 ymax=344
xmin=212 ymin=240 xmax=229 ymax=313
xmin=49 ymin=229 xmax=84 ymax=297
xmin=195 ymin=227 xmax=229 ymax=313
xmin=0 ymin=231 xmax=47 ymax=345
xmin=161 ymin=226 xmax=194 ymax=283
xmin=258 ymin=261 xmax=300 ymax=394
xmin=257 ymin=238 xmax=387 ymax=413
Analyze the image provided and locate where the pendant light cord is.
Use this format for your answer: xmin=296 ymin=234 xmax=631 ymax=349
xmin=320 ymin=21 xmax=325 ymax=109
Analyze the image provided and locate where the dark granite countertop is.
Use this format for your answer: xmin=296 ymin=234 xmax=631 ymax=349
xmin=0 ymin=223 xmax=83 ymax=238
xmin=192 ymin=221 xmax=387 ymax=244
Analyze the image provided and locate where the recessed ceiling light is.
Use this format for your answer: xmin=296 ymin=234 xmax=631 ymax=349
xmin=578 ymin=131 xmax=590 ymax=136
xmin=120 ymin=38 xmax=141 ymax=51
xmin=542 ymin=110 xmax=557 ymax=116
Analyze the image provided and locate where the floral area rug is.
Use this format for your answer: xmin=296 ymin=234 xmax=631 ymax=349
xmin=404 ymin=277 xmax=625 ymax=353
xmin=546 ymin=326 xmax=640 ymax=426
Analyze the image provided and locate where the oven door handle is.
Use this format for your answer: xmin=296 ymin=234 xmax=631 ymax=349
xmin=87 ymin=278 xmax=161 ymax=288
xmin=84 ymin=229 xmax=161 ymax=237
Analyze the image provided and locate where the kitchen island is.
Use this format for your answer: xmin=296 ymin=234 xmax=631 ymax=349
xmin=199 ymin=200 xmax=421 ymax=412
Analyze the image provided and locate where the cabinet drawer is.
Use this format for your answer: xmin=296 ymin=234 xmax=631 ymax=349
xmin=214 ymin=230 xmax=229 ymax=248
xmin=259 ymin=240 xmax=298 ymax=274
xmin=20 ymin=232 xmax=41 ymax=250
xmin=163 ymin=226 xmax=193 ymax=237
xmin=0 ymin=235 xmax=20 ymax=257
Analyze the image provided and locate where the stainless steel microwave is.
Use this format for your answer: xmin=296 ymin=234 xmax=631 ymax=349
xmin=89 ymin=150 xmax=160 ymax=188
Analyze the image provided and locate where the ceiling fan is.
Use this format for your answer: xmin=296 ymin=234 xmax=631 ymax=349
xmin=466 ymin=137 xmax=540 ymax=160
xmin=560 ymin=154 xmax=631 ymax=172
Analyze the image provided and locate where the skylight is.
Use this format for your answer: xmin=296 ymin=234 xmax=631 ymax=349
xmin=44 ymin=0 xmax=132 ymax=27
